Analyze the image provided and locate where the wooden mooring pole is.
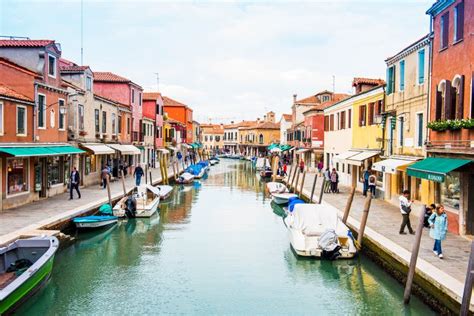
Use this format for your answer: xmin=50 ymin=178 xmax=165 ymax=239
xmin=357 ymin=191 xmax=373 ymax=247
xmin=299 ymin=171 xmax=306 ymax=199
xmin=404 ymin=205 xmax=427 ymax=304
xmin=294 ymin=170 xmax=301 ymax=194
xmin=290 ymin=164 xmax=298 ymax=190
xmin=342 ymin=186 xmax=356 ymax=224
xmin=318 ymin=179 xmax=325 ymax=204
xmin=149 ymin=170 xmax=153 ymax=185
xmin=460 ymin=241 xmax=474 ymax=315
xmin=106 ymin=176 xmax=112 ymax=206
xmin=120 ymin=170 xmax=126 ymax=197
xmin=145 ymin=165 xmax=148 ymax=184
xmin=287 ymin=163 xmax=293 ymax=183
xmin=310 ymin=174 xmax=318 ymax=203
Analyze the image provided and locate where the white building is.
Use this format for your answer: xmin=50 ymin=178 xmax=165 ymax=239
xmin=279 ymin=114 xmax=292 ymax=145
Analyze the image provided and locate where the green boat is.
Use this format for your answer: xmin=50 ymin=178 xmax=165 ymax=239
xmin=0 ymin=236 xmax=59 ymax=314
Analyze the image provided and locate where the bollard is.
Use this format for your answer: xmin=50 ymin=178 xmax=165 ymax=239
xmin=149 ymin=171 xmax=153 ymax=185
xmin=310 ymin=174 xmax=318 ymax=203
xmin=299 ymin=171 xmax=306 ymax=199
xmin=461 ymin=241 xmax=474 ymax=315
xmin=120 ymin=170 xmax=127 ymax=197
xmin=106 ymin=176 xmax=112 ymax=206
xmin=357 ymin=191 xmax=373 ymax=247
xmin=404 ymin=205 xmax=427 ymax=304
xmin=294 ymin=169 xmax=301 ymax=194
xmin=342 ymin=186 xmax=356 ymax=224
xmin=318 ymin=179 xmax=325 ymax=204
xmin=145 ymin=165 xmax=148 ymax=184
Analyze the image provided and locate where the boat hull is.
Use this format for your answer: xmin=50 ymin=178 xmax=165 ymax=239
xmin=74 ymin=218 xmax=118 ymax=229
xmin=272 ymin=193 xmax=298 ymax=205
xmin=135 ymin=197 xmax=160 ymax=218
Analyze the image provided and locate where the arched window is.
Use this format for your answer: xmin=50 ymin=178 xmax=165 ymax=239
xmin=436 ymin=77 xmax=464 ymax=121
xmin=205 ymin=136 xmax=208 ymax=142
xmin=259 ymin=134 xmax=264 ymax=144
xmin=452 ymin=74 xmax=465 ymax=120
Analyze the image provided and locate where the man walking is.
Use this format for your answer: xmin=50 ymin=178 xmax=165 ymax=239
xmin=101 ymin=165 xmax=109 ymax=189
xmin=69 ymin=167 xmax=81 ymax=200
xmin=399 ymin=189 xmax=415 ymax=235
xmin=134 ymin=164 xmax=144 ymax=186
xmin=330 ymin=168 xmax=339 ymax=193
xmin=363 ymin=167 xmax=371 ymax=196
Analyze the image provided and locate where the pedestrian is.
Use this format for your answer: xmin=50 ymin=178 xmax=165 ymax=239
xmin=399 ymin=189 xmax=415 ymax=235
xmin=101 ymin=165 xmax=109 ymax=189
xmin=363 ymin=167 xmax=370 ymax=196
xmin=282 ymin=163 xmax=287 ymax=176
xmin=69 ymin=167 xmax=81 ymax=200
xmin=317 ymin=160 xmax=323 ymax=177
xmin=299 ymin=159 xmax=305 ymax=173
xmin=368 ymin=173 xmax=376 ymax=197
xmin=324 ymin=168 xmax=331 ymax=193
xmin=134 ymin=164 xmax=144 ymax=186
xmin=330 ymin=168 xmax=339 ymax=193
xmin=424 ymin=203 xmax=436 ymax=228
xmin=429 ymin=204 xmax=448 ymax=259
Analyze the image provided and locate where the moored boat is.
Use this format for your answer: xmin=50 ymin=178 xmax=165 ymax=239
xmin=113 ymin=185 xmax=160 ymax=218
xmin=284 ymin=204 xmax=357 ymax=259
xmin=272 ymin=192 xmax=298 ymax=205
xmin=0 ymin=236 xmax=59 ymax=314
xmin=73 ymin=204 xmax=118 ymax=229
xmin=266 ymin=182 xmax=288 ymax=194
xmin=156 ymin=185 xmax=173 ymax=200
xmin=177 ymin=172 xmax=195 ymax=184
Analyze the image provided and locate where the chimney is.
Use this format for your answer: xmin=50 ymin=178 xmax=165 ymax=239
xmin=263 ymin=115 xmax=267 ymax=122
xmin=293 ymin=94 xmax=297 ymax=103
xmin=231 ymin=120 xmax=234 ymax=124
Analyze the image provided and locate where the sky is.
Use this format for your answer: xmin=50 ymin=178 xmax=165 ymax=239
xmin=0 ymin=0 xmax=433 ymax=123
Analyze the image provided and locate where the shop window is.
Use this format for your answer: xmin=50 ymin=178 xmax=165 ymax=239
xmin=85 ymin=156 xmax=91 ymax=175
xmin=7 ymin=158 xmax=28 ymax=195
xmin=48 ymin=156 xmax=64 ymax=185
xmin=440 ymin=172 xmax=460 ymax=210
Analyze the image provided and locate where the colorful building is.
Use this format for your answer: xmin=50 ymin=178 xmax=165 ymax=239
xmin=279 ymin=114 xmax=292 ymax=146
xmin=223 ymin=122 xmax=239 ymax=154
xmin=201 ymin=124 xmax=224 ymax=153
xmin=163 ymin=96 xmax=193 ymax=144
xmin=239 ymin=113 xmax=280 ymax=157
xmin=143 ymin=92 xmax=165 ymax=167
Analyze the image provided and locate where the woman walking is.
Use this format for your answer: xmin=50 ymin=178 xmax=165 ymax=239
xmin=428 ymin=204 xmax=448 ymax=259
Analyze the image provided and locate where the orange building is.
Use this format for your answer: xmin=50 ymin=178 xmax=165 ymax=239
xmin=163 ymin=96 xmax=193 ymax=144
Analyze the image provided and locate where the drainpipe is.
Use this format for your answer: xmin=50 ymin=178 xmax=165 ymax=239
xmin=426 ymin=16 xmax=434 ymax=156
xmin=381 ymin=86 xmax=386 ymax=156
xmin=33 ymin=83 xmax=38 ymax=143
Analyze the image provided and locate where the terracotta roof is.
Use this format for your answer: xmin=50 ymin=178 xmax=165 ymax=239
xmin=93 ymin=72 xmax=130 ymax=83
xmin=295 ymin=95 xmax=319 ymax=105
xmin=242 ymin=121 xmax=280 ymax=130
xmin=352 ymin=77 xmax=385 ymax=87
xmin=304 ymin=93 xmax=351 ymax=113
xmin=201 ymin=124 xmax=225 ymax=134
xmin=163 ymin=96 xmax=187 ymax=107
xmin=281 ymin=114 xmax=292 ymax=122
xmin=0 ymin=84 xmax=34 ymax=102
xmin=0 ymin=39 xmax=54 ymax=47
xmin=143 ymin=92 xmax=162 ymax=101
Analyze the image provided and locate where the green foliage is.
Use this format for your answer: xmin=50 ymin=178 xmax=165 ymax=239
xmin=427 ymin=119 xmax=474 ymax=131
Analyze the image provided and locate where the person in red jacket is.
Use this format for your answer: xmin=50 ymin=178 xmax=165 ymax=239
xmin=299 ymin=159 xmax=305 ymax=173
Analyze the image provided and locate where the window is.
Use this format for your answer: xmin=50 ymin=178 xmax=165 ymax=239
xmin=131 ymin=89 xmax=135 ymax=103
xmin=7 ymin=158 xmax=28 ymax=195
xmin=48 ymin=55 xmax=56 ymax=77
xmin=102 ymin=111 xmax=107 ymax=133
xmin=398 ymin=116 xmax=404 ymax=147
xmin=416 ymin=113 xmax=423 ymax=147
xmin=440 ymin=172 xmax=460 ymax=210
xmin=368 ymin=103 xmax=375 ymax=125
xmin=205 ymin=136 xmax=208 ymax=142
xmin=324 ymin=116 xmax=329 ymax=131
xmin=359 ymin=105 xmax=366 ymax=126
xmin=48 ymin=156 xmax=64 ymax=185
xmin=348 ymin=109 xmax=352 ymax=128
xmin=375 ymin=100 xmax=384 ymax=116
xmin=336 ymin=113 xmax=340 ymax=130
xmin=418 ymin=49 xmax=425 ymax=84
xmin=112 ymin=113 xmax=116 ymax=135
xmin=0 ymin=102 xmax=4 ymax=134
xmin=454 ymin=1 xmax=464 ymax=42
xmin=127 ymin=117 xmax=131 ymax=134
xmin=95 ymin=109 xmax=100 ymax=133
xmin=340 ymin=111 xmax=346 ymax=129
xmin=85 ymin=156 xmax=91 ymax=175
xmin=50 ymin=109 xmax=55 ymax=128
xmin=386 ymin=66 xmax=395 ymax=94
xmin=399 ymin=60 xmax=405 ymax=91
xmin=330 ymin=114 xmax=334 ymax=131
xmin=139 ymin=92 xmax=142 ymax=106
xmin=322 ymin=95 xmax=330 ymax=102
xmin=452 ymin=75 xmax=465 ymax=119
xmin=86 ymin=76 xmax=92 ymax=91
xmin=58 ymin=99 xmax=65 ymax=130
xmin=216 ymin=135 xmax=221 ymax=142
xmin=38 ymin=94 xmax=46 ymax=128
xmin=210 ymin=135 xmax=213 ymax=141
xmin=78 ymin=104 xmax=84 ymax=131
xmin=440 ymin=12 xmax=449 ymax=50
xmin=118 ymin=115 xmax=122 ymax=133
xmin=259 ymin=134 xmax=263 ymax=144
xmin=17 ymin=105 xmax=27 ymax=136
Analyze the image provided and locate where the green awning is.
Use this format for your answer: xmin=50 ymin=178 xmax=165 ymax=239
xmin=136 ymin=145 xmax=145 ymax=150
xmin=407 ymin=157 xmax=472 ymax=183
xmin=0 ymin=145 xmax=85 ymax=157
xmin=280 ymin=145 xmax=293 ymax=152
xmin=267 ymin=144 xmax=278 ymax=150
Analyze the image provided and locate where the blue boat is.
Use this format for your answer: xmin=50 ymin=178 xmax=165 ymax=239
xmin=73 ymin=204 xmax=118 ymax=229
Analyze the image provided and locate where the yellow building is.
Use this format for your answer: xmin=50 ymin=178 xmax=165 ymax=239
xmin=201 ymin=124 xmax=224 ymax=153
xmin=240 ymin=120 xmax=280 ymax=156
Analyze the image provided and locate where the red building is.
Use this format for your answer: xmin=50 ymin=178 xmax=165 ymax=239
xmin=163 ymin=96 xmax=193 ymax=144
xmin=143 ymin=92 xmax=164 ymax=149
xmin=422 ymin=0 xmax=474 ymax=235
xmin=0 ymin=40 xmax=83 ymax=209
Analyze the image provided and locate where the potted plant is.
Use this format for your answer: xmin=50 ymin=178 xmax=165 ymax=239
xmin=447 ymin=119 xmax=463 ymax=131
xmin=427 ymin=120 xmax=449 ymax=132
xmin=462 ymin=118 xmax=474 ymax=129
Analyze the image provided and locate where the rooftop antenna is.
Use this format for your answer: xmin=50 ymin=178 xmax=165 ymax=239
xmin=332 ymin=75 xmax=335 ymax=92
xmin=80 ymin=0 xmax=84 ymax=65
xmin=154 ymin=72 xmax=160 ymax=91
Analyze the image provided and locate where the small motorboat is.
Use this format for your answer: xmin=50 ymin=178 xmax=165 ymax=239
xmin=177 ymin=172 xmax=194 ymax=184
xmin=209 ymin=159 xmax=218 ymax=166
xmin=113 ymin=184 xmax=160 ymax=218
xmin=272 ymin=193 xmax=298 ymax=205
xmin=73 ymin=204 xmax=118 ymax=229
xmin=266 ymin=182 xmax=288 ymax=194
xmin=0 ymin=236 xmax=59 ymax=314
xmin=284 ymin=204 xmax=357 ymax=259
xmin=259 ymin=167 xmax=273 ymax=178
xmin=156 ymin=185 xmax=173 ymax=200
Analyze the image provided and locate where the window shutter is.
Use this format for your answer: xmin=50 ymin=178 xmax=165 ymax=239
xmin=368 ymin=103 xmax=374 ymax=125
xmin=392 ymin=65 xmax=396 ymax=93
xmin=457 ymin=75 xmax=465 ymax=119
xmin=443 ymin=14 xmax=449 ymax=48
xmin=386 ymin=68 xmax=391 ymax=94
xmin=471 ymin=73 xmax=474 ymax=118
xmin=458 ymin=1 xmax=464 ymax=40
xmin=436 ymin=89 xmax=443 ymax=120
xmin=418 ymin=50 xmax=425 ymax=84
xmin=445 ymin=80 xmax=454 ymax=119
xmin=348 ymin=109 xmax=352 ymax=128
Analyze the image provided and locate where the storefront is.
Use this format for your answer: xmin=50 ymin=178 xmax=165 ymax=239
xmin=80 ymin=143 xmax=115 ymax=186
xmin=342 ymin=150 xmax=380 ymax=195
xmin=407 ymin=157 xmax=472 ymax=235
xmin=107 ymin=144 xmax=141 ymax=177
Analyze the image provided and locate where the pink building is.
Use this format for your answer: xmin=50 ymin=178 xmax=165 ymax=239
xmin=143 ymin=92 xmax=164 ymax=149
xmin=93 ymin=72 xmax=143 ymax=142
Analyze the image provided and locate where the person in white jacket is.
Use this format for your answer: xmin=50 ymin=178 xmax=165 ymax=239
xmin=399 ymin=190 xmax=415 ymax=235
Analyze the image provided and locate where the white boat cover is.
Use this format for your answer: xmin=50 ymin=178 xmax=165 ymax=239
xmin=288 ymin=204 xmax=346 ymax=236
xmin=256 ymin=158 xmax=266 ymax=169
xmin=266 ymin=182 xmax=288 ymax=193
xmin=272 ymin=193 xmax=297 ymax=200
xmin=180 ymin=172 xmax=194 ymax=181
xmin=137 ymin=184 xmax=161 ymax=197
xmin=156 ymin=185 xmax=173 ymax=197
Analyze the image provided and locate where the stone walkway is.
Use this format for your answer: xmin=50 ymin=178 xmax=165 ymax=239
xmin=290 ymin=171 xmax=471 ymax=283
xmin=0 ymin=164 xmax=184 ymax=243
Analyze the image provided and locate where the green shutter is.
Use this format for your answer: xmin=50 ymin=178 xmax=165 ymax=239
xmin=418 ymin=49 xmax=425 ymax=84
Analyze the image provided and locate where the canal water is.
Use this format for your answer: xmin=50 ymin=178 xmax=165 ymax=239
xmin=18 ymin=160 xmax=434 ymax=315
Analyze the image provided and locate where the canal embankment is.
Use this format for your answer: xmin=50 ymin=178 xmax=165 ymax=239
xmin=283 ymin=171 xmax=474 ymax=314
xmin=0 ymin=164 xmax=184 ymax=247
